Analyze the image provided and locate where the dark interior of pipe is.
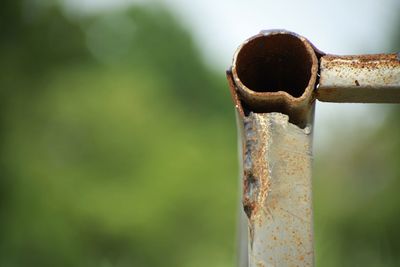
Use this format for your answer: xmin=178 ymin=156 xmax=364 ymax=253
xmin=235 ymin=34 xmax=312 ymax=97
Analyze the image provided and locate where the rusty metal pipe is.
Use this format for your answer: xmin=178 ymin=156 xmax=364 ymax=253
xmin=227 ymin=30 xmax=317 ymax=267
xmin=317 ymin=53 xmax=400 ymax=102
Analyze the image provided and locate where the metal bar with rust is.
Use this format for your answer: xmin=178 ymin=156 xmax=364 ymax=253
xmin=317 ymin=53 xmax=400 ymax=103
xmin=227 ymin=30 xmax=319 ymax=267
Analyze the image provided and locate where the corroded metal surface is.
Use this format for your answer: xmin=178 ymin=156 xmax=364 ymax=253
xmin=240 ymin=112 xmax=314 ymax=267
xmin=230 ymin=30 xmax=319 ymax=128
xmin=318 ymin=53 xmax=400 ymax=103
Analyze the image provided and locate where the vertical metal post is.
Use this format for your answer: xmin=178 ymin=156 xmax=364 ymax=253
xmin=227 ymin=30 xmax=319 ymax=267
xmin=241 ymin=112 xmax=314 ymax=266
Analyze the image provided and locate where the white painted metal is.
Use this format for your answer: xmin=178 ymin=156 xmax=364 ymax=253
xmin=318 ymin=53 xmax=400 ymax=103
xmin=239 ymin=112 xmax=314 ymax=267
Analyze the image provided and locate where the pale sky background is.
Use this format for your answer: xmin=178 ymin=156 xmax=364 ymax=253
xmin=63 ymin=0 xmax=400 ymax=150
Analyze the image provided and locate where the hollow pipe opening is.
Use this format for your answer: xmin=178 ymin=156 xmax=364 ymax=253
xmin=234 ymin=34 xmax=312 ymax=97
xmin=230 ymin=31 xmax=318 ymax=127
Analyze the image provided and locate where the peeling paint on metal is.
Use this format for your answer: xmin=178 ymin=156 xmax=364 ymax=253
xmin=318 ymin=53 xmax=400 ymax=103
xmin=241 ymin=112 xmax=314 ymax=267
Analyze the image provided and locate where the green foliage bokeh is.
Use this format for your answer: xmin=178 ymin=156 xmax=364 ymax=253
xmin=0 ymin=2 xmax=236 ymax=266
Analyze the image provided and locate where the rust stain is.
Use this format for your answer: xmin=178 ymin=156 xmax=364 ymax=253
xmin=242 ymin=116 xmax=271 ymax=223
xmin=323 ymin=53 xmax=399 ymax=67
xmin=226 ymin=70 xmax=245 ymax=118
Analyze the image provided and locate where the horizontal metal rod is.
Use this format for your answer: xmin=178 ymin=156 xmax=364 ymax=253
xmin=317 ymin=53 xmax=400 ymax=103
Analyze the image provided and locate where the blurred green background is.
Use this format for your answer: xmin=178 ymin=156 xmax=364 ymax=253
xmin=0 ymin=1 xmax=399 ymax=266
